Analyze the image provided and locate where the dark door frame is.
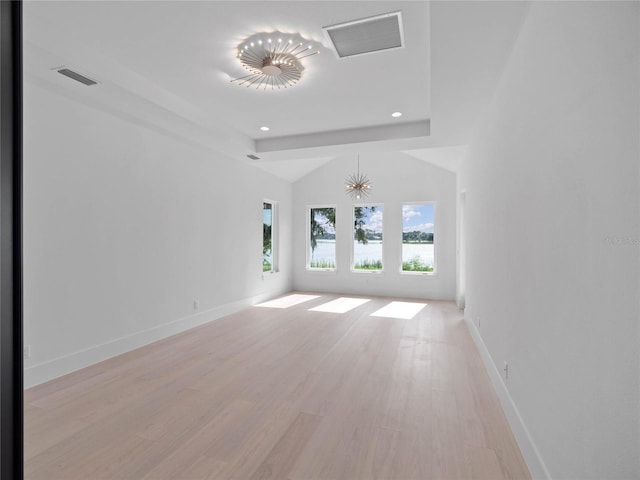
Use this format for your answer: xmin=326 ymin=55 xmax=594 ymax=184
xmin=0 ymin=1 xmax=23 ymax=478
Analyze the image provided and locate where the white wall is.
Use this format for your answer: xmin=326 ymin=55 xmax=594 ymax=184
xmin=292 ymin=153 xmax=456 ymax=300
xmin=459 ymin=2 xmax=640 ymax=478
xmin=23 ymin=82 xmax=293 ymax=387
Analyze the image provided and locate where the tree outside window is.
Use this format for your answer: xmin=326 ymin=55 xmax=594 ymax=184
xmin=263 ymin=202 xmax=274 ymax=272
xmin=309 ymin=207 xmax=336 ymax=269
xmin=353 ymin=205 xmax=383 ymax=271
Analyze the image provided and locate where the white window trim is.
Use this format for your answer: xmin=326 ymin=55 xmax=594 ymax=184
xmin=351 ymin=203 xmax=385 ymax=274
xmin=400 ymin=201 xmax=437 ymax=276
xmin=306 ymin=204 xmax=338 ymax=272
xmin=263 ymin=199 xmax=278 ymax=276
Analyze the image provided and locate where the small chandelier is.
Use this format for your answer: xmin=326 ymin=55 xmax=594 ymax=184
xmin=231 ymin=32 xmax=320 ymax=90
xmin=345 ymin=156 xmax=372 ymax=200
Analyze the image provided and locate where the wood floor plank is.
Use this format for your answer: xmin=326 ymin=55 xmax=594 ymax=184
xmin=24 ymin=404 xmax=90 ymax=461
xmin=466 ymin=446 xmax=505 ymax=480
xmin=381 ymin=313 xmax=427 ymax=431
xmin=432 ymin=388 xmax=472 ymax=479
xmin=213 ymin=401 xmax=302 ymax=479
xmin=179 ymin=456 xmax=228 ymax=480
xmin=140 ymin=399 xmax=255 ymax=479
xmin=288 ymin=316 xmax=403 ymax=479
xmin=432 ymin=342 xmax=454 ymax=392
xmin=136 ymin=387 xmax=218 ymax=441
xmin=449 ymin=342 xmax=487 ymax=448
xmin=358 ymin=426 xmax=401 ymax=479
xmin=248 ymin=412 xmax=323 ymax=480
xmin=24 ymin=292 xmax=531 ymax=480
xmin=25 ymin=419 xmax=154 ymax=479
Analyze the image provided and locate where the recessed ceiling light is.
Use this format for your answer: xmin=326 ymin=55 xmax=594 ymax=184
xmin=392 ymin=111 xmax=402 ymax=118
xmin=260 ymin=126 xmax=270 ymax=131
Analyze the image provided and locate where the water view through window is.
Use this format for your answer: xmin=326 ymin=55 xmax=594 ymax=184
xmin=353 ymin=205 xmax=383 ymax=271
xmin=309 ymin=207 xmax=336 ymax=269
xmin=402 ymin=203 xmax=434 ymax=272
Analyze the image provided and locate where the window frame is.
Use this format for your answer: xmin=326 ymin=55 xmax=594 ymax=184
xmin=400 ymin=201 xmax=437 ymax=275
xmin=351 ymin=203 xmax=385 ymax=273
xmin=306 ymin=204 xmax=338 ymax=272
xmin=262 ymin=200 xmax=278 ymax=275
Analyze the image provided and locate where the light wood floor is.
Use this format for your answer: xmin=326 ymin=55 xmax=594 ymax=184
xmin=25 ymin=292 xmax=531 ymax=480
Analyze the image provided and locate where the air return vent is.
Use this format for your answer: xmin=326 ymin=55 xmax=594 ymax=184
xmin=56 ymin=67 xmax=98 ymax=86
xmin=322 ymin=11 xmax=404 ymax=59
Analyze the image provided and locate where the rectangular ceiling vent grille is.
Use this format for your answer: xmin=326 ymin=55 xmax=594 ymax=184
xmin=322 ymin=11 xmax=404 ymax=59
xmin=56 ymin=68 xmax=99 ymax=86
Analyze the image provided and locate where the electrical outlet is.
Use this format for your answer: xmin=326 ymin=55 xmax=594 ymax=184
xmin=503 ymin=361 xmax=509 ymax=380
xmin=194 ymin=300 xmax=199 ymax=310
xmin=23 ymin=345 xmax=31 ymax=360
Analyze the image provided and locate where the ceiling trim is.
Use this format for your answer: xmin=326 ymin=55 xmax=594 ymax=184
xmin=256 ymin=119 xmax=429 ymax=153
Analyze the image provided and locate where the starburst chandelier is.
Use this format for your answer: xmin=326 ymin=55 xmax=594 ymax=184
xmin=231 ymin=32 xmax=320 ymax=90
xmin=345 ymin=156 xmax=372 ymax=200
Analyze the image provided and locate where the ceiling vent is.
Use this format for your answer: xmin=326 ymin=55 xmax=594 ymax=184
xmin=322 ymin=11 xmax=404 ymax=59
xmin=247 ymin=154 xmax=260 ymax=160
xmin=55 ymin=67 xmax=99 ymax=86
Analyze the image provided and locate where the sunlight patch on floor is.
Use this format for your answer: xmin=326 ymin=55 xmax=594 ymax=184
xmin=309 ymin=297 xmax=371 ymax=314
xmin=370 ymin=301 xmax=427 ymax=320
xmin=255 ymin=294 xmax=321 ymax=309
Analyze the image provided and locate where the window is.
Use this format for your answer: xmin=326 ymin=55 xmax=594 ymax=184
xmin=263 ymin=202 xmax=275 ymax=273
xmin=402 ymin=203 xmax=435 ymax=273
xmin=353 ymin=205 xmax=383 ymax=271
xmin=309 ymin=207 xmax=336 ymax=270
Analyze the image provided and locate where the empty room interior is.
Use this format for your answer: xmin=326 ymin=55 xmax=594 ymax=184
xmin=21 ymin=1 xmax=639 ymax=479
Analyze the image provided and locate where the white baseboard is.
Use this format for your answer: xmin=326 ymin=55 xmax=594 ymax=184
xmin=24 ymin=291 xmax=282 ymax=389
xmin=464 ymin=316 xmax=552 ymax=480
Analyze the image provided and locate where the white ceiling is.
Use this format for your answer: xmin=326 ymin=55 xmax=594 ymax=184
xmin=23 ymin=1 xmax=530 ymax=181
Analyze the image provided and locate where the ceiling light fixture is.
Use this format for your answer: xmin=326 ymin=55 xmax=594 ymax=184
xmin=231 ymin=32 xmax=320 ymax=90
xmin=345 ymin=155 xmax=372 ymax=200
xmin=260 ymin=126 xmax=270 ymax=131
xmin=392 ymin=111 xmax=402 ymax=117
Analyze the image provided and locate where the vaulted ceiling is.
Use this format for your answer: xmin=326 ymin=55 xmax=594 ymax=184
xmin=24 ymin=1 xmax=530 ymax=181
